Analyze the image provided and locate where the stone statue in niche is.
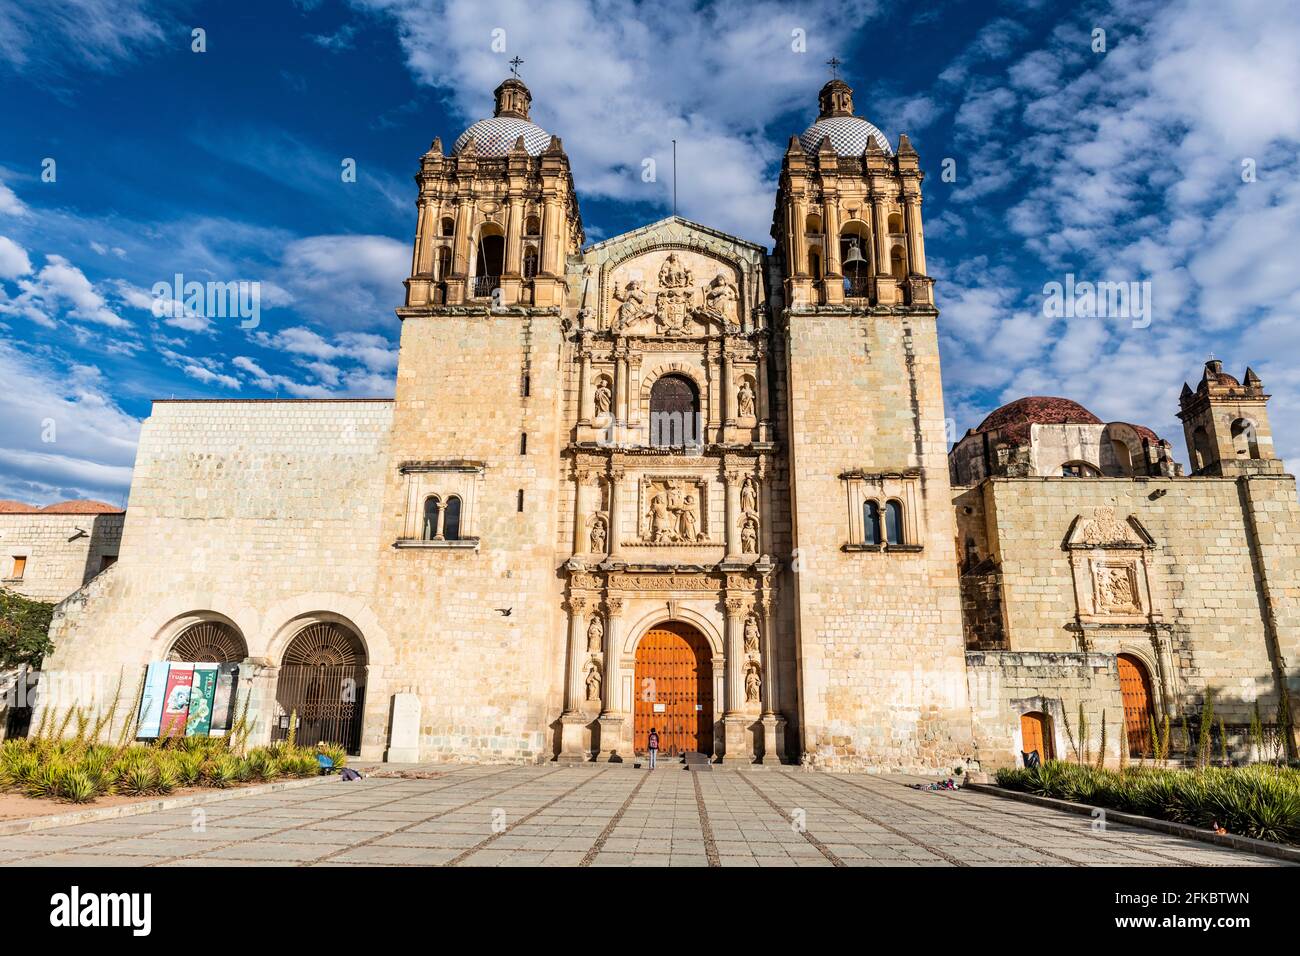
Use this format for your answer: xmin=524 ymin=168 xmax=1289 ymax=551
xmin=647 ymin=489 xmax=676 ymax=543
xmin=585 ymin=661 xmax=602 ymax=702
xmin=678 ymin=490 xmax=700 ymax=540
xmin=593 ymin=376 xmax=612 ymax=416
xmin=589 ymin=515 xmax=607 ymax=554
xmin=737 ymin=379 xmax=756 ymax=419
xmin=740 ymin=475 xmax=758 ymax=514
xmin=587 ymin=615 xmax=604 ymax=653
xmin=705 ymin=272 xmax=739 ymax=324
xmin=740 ymin=514 xmax=759 ymax=554
xmin=612 ymin=280 xmax=650 ymax=332
xmin=745 ymin=662 xmax=761 ymax=703
xmin=743 ymin=614 xmax=760 ymax=656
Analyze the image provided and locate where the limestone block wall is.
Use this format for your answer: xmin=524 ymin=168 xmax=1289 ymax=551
xmin=375 ymin=311 xmax=565 ymax=764
xmin=0 ymin=513 xmax=123 ymax=603
xmin=966 ymin=650 xmax=1124 ymax=768
xmin=977 ymin=475 xmax=1300 ymax=728
xmin=39 ymin=399 xmax=394 ymax=746
xmin=784 ymin=308 xmax=972 ymax=771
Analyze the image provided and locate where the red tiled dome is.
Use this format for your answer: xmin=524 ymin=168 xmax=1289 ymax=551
xmin=0 ymin=500 xmax=38 ymax=514
xmin=977 ymin=397 xmax=1102 ymax=438
xmin=36 ymin=500 xmax=124 ymax=515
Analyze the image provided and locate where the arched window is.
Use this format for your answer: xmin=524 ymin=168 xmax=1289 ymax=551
xmin=443 ymin=496 xmax=462 ymax=540
xmin=1231 ymin=419 xmax=1259 ymax=459
xmin=649 ymin=374 xmax=700 ymax=448
xmin=887 ymin=212 xmax=904 ymax=234
xmin=805 ymin=212 xmax=823 ymax=234
xmin=863 ymin=501 xmax=881 ymax=545
xmin=524 ymin=215 xmax=541 ymax=236
xmin=1062 ymin=461 xmax=1100 ymax=478
xmin=522 ymin=245 xmax=539 ymax=278
xmin=889 ymin=245 xmax=906 ymax=279
xmin=440 ymin=217 xmax=455 ymax=237
xmin=840 ymin=222 xmax=871 ymax=297
xmin=473 ymin=225 xmax=504 ymax=297
xmin=1192 ymin=426 xmax=1213 ymax=471
xmin=422 ymin=496 xmax=441 ymax=540
xmin=435 ymin=246 xmax=451 ymax=281
xmin=808 ymin=247 xmax=823 ymax=280
xmin=885 ymin=500 xmax=904 ymax=545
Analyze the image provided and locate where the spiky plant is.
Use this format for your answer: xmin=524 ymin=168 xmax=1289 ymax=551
xmin=60 ymin=769 xmax=98 ymax=804
xmin=1096 ymin=711 xmax=1108 ymax=770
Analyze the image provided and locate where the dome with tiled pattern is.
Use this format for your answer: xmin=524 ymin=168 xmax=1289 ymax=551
xmin=453 ymin=116 xmax=554 ymax=157
xmin=800 ymin=115 xmax=892 ymax=156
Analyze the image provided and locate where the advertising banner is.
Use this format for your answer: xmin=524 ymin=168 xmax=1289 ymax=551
xmin=136 ymin=661 xmax=169 ymax=739
xmin=210 ymin=663 xmax=240 ymax=734
xmin=159 ymin=663 xmax=194 ymax=738
xmin=186 ymin=664 xmax=219 ymax=736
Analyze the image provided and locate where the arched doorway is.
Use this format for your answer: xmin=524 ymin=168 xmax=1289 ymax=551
xmin=167 ymin=620 xmax=247 ymax=663
xmin=1020 ymin=711 xmax=1054 ymax=763
xmin=273 ymin=621 xmax=367 ymax=755
xmin=1118 ymin=654 xmax=1155 ymax=757
xmin=633 ymin=622 xmax=713 ymax=757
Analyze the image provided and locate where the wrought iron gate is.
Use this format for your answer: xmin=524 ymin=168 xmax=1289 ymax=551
xmin=271 ymin=664 xmax=366 ymax=755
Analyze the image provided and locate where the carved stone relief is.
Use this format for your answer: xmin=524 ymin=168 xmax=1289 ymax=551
xmin=1092 ymin=561 xmax=1141 ymax=615
xmin=639 ymin=477 xmax=708 ymax=544
xmin=605 ymin=249 xmax=741 ymax=337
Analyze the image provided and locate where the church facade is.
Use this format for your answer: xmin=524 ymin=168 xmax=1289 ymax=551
xmin=34 ymin=77 xmax=1299 ymax=770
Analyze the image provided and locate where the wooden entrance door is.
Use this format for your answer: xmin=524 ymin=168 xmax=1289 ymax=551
xmin=1118 ymin=654 xmax=1155 ymax=756
xmin=1020 ymin=711 xmax=1053 ymax=762
xmin=633 ymin=622 xmax=713 ymax=756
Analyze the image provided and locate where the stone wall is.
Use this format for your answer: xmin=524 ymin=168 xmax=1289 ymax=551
xmin=37 ymin=400 xmax=394 ymax=750
xmin=966 ymin=650 xmax=1124 ymax=768
xmin=0 ymin=512 xmax=123 ymax=603
xmin=967 ymin=475 xmax=1300 ymax=730
xmin=784 ymin=307 xmax=972 ymax=771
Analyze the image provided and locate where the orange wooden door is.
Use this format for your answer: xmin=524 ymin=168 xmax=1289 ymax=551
xmin=1020 ymin=711 xmax=1053 ymax=761
xmin=633 ymin=623 xmax=713 ymax=756
xmin=1118 ymin=654 xmax=1155 ymax=756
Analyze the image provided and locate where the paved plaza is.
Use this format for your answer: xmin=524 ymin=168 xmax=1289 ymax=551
xmin=0 ymin=763 xmax=1288 ymax=867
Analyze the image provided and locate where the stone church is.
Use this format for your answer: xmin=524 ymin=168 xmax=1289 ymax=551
xmin=33 ymin=77 xmax=1299 ymax=771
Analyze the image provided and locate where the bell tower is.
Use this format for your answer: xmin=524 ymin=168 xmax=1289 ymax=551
xmin=774 ymin=77 xmax=972 ymax=769
xmin=1178 ymin=360 xmax=1282 ymax=476
xmin=403 ymin=76 xmax=583 ymax=311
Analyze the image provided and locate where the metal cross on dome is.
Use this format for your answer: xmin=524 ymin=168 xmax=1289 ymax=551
xmin=509 ymin=56 xmax=524 ymax=78
xmin=826 ymin=56 xmax=842 ymax=78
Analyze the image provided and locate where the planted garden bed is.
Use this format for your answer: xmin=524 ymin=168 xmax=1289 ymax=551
xmin=996 ymin=760 xmax=1300 ymax=846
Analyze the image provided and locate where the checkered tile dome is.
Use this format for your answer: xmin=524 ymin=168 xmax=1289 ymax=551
xmin=800 ymin=116 xmax=893 ymax=156
xmin=453 ymin=117 xmax=554 ymax=157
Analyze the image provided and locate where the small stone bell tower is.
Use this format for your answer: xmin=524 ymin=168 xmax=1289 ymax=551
xmin=1178 ymin=360 xmax=1282 ymax=476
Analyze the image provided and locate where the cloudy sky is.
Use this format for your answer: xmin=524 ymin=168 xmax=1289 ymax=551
xmin=1 ymin=0 xmax=1298 ymax=505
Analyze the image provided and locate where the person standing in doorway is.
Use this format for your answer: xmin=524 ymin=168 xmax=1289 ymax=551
xmin=647 ymin=727 xmax=659 ymax=769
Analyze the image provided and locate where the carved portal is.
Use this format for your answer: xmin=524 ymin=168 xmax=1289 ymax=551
xmin=639 ymin=477 xmax=707 ymax=544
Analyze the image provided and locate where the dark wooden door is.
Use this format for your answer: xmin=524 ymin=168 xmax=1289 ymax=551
xmin=1118 ymin=654 xmax=1154 ymax=756
xmin=634 ymin=623 xmax=713 ymax=756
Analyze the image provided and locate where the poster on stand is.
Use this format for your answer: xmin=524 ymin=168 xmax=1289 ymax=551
xmin=211 ymin=664 xmax=240 ymax=734
xmin=136 ymin=661 xmax=169 ymax=739
xmin=159 ymin=663 xmax=194 ymax=738
xmin=187 ymin=665 xmax=219 ymax=736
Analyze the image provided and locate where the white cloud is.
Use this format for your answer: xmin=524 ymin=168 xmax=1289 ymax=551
xmin=0 ymin=235 xmax=33 ymax=279
xmin=354 ymin=0 xmax=886 ymax=242
xmin=0 ymin=180 xmax=28 ymax=217
xmin=0 ymin=0 xmax=167 ymax=76
xmin=0 ymin=253 xmax=130 ymax=329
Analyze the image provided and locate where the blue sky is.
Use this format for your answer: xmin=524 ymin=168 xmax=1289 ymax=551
xmin=2 ymin=0 xmax=1299 ymax=505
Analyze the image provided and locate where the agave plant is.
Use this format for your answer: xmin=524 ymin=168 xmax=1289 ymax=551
xmin=60 ymin=769 xmax=99 ymax=804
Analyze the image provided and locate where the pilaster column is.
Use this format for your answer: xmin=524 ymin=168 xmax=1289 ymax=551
xmin=823 ymin=198 xmax=841 ymax=276
xmin=572 ymin=462 xmax=596 ymax=555
xmin=872 ymin=193 xmax=890 ymax=276
xmin=504 ymin=196 xmax=524 ymax=276
xmin=602 ymin=597 xmax=623 ymax=715
xmin=793 ymin=198 xmax=808 ymax=276
xmin=452 ymin=199 xmax=473 ymax=277
xmin=541 ymin=196 xmax=561 ymax=276
xmin=724 ymin=596 xmax=747 ymax=715
xmin=563 ymin=595 xmax=590 ymax=714
xmin=577 ymin=341 xmax=592 ymax=424
xmin=607 ymin=464 xmax=625 ymax=559
xmin=759 ymin=595 xmax=778 ymax=716
xmin=722 ymin=349 xmax=736 ymax=426
xmin=904 ymin=190 xmax=926 ymax=276
xmin=723 ymin=465 xmax=741 ymax=559
xmin=756 ymin=343 xmax=770 ymax=422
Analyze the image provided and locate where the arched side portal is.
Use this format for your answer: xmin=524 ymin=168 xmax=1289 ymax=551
xmin=633 ymin=622 xmax=713 ymax=757
xmin=272 ymin=620 xmax=368 ymax=755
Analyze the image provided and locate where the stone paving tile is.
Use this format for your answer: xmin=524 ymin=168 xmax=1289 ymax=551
xmin=0 ymin=765 xmax=1292 ymax=868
